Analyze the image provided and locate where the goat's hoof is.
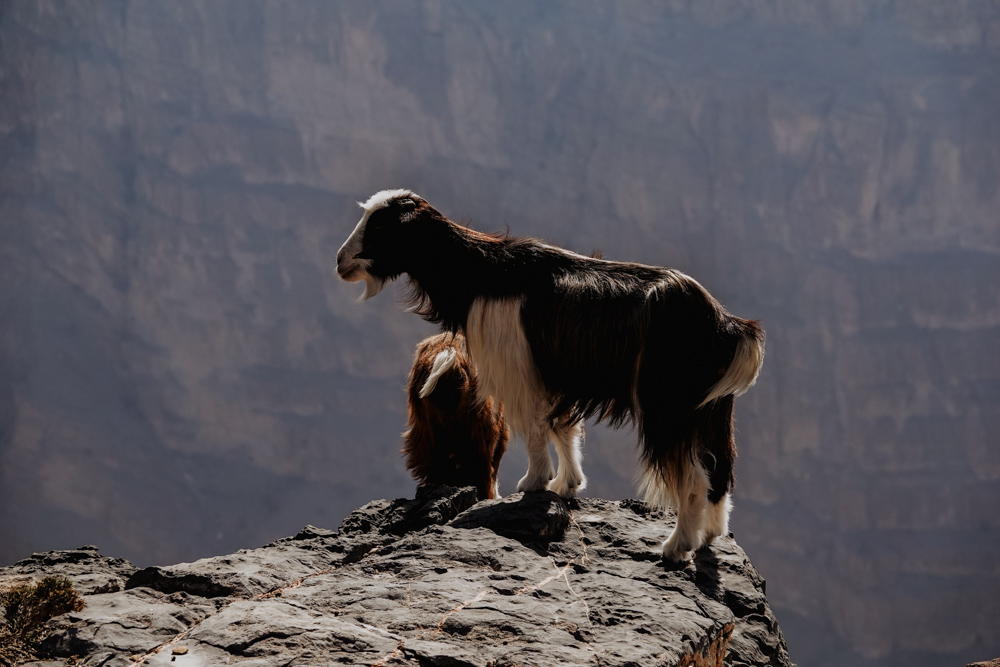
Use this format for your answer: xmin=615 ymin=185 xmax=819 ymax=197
xmin=548 ymin=482 xmax=578 ymax=499
xmin=516 ymin=475 xmax=550 ymax=493
xmin=549 ymin=474 xmax=587 ymax=499
xmin=661 ymin=547 xmax=692 ymax=564
xmin=661 ymin=536 xmax=698 ymax=563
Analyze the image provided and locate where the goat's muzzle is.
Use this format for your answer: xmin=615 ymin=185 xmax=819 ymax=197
xmin=336 ymin=255 xmax=367 ymax=283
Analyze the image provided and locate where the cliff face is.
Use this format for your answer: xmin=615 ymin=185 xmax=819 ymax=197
xmin=0 ymin=488 xmax=793 ymax=667
xmin=1 ymin=2 xmax=998 ymax=666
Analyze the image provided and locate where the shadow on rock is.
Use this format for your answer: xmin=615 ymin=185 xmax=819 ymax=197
xmin=449 ymin=490 xmax=570 ymax=548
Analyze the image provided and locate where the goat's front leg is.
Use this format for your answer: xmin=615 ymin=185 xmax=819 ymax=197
xmin=548 ymin=418 xmax=587 ymax=498
xmin=516 ymin=422 xmax=555 ymax=493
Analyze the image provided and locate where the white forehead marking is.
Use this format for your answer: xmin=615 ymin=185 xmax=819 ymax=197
xmin=357 ymin=189 xmax=419 ymax=215
xmin=341 ymin=189 xmax=418 ymax=258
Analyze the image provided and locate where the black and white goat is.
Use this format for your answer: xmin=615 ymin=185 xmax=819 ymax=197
xmin=404 ymin=331 xmax=508 ymax=500
xmin=337 ymin=189 xmax=764 ymax=561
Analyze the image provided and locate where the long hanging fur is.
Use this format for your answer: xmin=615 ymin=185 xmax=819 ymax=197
xmin=337 ymin=190 xmax=765 ymax=561
xmin=403 ymin=332 xmax=509 ymax=501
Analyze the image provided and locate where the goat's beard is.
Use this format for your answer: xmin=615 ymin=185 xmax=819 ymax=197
xmin=338 ymin=260 xmax=389 ymax=302
xmin=343 ymin=260 xmax=406 ymax=303
xmin=358 ymin=270 xmax=388 ymax=302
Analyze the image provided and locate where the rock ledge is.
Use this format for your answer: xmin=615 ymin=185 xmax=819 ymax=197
xmin=1 ymin=488 xmax=794 ymax=667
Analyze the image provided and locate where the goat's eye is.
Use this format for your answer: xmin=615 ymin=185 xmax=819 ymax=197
xmin=399 ymin=198 xmax=416 ymax=212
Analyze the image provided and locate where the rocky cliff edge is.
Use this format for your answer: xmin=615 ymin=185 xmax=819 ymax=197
xmin=1 ymin=487 xmax=793 ymax=667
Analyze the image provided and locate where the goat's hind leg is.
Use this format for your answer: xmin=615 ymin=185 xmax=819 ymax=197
xmin=641 ymin=451 xmax=711 ymax=562
xmin=703 ymin=493 xmax=732 ymax=542
xmin=638 ymin=408 xmax=711 ymax=561
xmin=660 ymin=462 xmax=710 ymax=562
xmin=701 ymin=394 xmax=736 ymax=544
xmin=548 ymin=418 xmax=587 ymax=498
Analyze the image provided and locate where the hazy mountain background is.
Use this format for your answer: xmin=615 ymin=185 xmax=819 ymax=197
xmin=1 ymin=2 xmax=998 ymax=665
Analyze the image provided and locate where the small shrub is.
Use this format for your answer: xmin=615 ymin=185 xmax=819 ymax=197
xmin=0 ymin=577 xmax=84 ymax=667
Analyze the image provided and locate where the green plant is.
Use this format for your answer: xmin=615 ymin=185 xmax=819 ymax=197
xmin=0 ymin=577 xmax=84 ymax=667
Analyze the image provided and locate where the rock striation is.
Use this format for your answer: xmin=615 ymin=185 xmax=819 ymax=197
xmin=1 ymin=488 xmax=793 ymax=667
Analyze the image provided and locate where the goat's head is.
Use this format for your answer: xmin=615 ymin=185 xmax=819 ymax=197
xmin=336 ymin=189 xmax=424 ymax=300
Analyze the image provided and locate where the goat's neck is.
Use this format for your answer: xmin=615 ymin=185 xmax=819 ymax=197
xmin=405 ymin=223 xmax=513 ymax=330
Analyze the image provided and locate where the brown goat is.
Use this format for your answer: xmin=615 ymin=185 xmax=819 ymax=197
xmin=403 ymin=332 xmax=508 ymax=500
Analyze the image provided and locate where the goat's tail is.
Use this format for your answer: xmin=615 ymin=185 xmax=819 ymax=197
xmin=698 ymin=318 xmax=765 ymax=408
xmin=418 ymin=346 xmax=459 ymax=399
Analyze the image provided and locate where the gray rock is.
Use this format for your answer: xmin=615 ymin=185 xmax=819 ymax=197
xmin=2 ymin=488 xmax=794 ymax=666
xmin=122 ymin=486 xmax=481 ymax=600
xmin=0 ymin=545 xmax=137 ymax=596
xmin=36 ymin=588 xmax=216 ymax=659
xmin=123 ymin=537 xmax=344 ymax=599
xmin=339 ymin=484 xmax=480 ymax=537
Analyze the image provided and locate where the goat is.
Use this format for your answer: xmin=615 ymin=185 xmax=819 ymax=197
xmin=403 ymin=331 xmax=508 ymax=500
xmin=336 ymin=189 xmax=764 ymax=561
